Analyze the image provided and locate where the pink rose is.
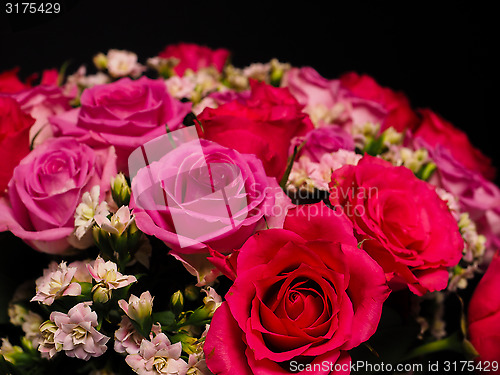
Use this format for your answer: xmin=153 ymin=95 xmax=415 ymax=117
xmin=198 ymin=80 xmax=314 ymax=180
xmin=413 ymin=109 xmax=496 ymax=180
xmin=329 ymin=155 xmax=464 ymax=295
xmin=158 ymin=42 xmax=230 ymax=75
xmin=132 ymin=136 xmax=288 ymax=254
xmin=468 ymin=252 xmax=500 ymax=366
xmin=340 ymin=71 xmax=420 ymax=132
xmin=50 ymin=76 xmax=191 ymax=172
xmin=0 ymin=137 xmax=117 ymax=254
xmin=282 ymin=67 xmax=387 ymax=129
xmin=204 ymin=202 xmax=390 ymax=374
xmin=0 ymin=97 xmax=34 ymax=196
xmin=421 ymin=142 xmax=500 ymax=263
xmin=290 ymin=125 xmax=355 ymax=163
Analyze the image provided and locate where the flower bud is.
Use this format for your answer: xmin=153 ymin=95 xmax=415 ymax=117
xmin=111 ymin=173 xmax=131 ymax=207
xmin=118 ymin=291 xmax=154 ymax=335
xmin=170 ymin=290 xmax=184 ymax=317
xmin=269 ymin=58 xmax=290 ymax=87
xmin=93 ymin=53 xmax=108 ymax=70
xmin=92 ymin=284 xmax=112 ymax=303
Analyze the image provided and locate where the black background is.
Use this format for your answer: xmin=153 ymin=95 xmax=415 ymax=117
xmin=1 ymin=1 xmax=497 ymax=180
xmin=0 ymin=1 xmax=497 ymax=369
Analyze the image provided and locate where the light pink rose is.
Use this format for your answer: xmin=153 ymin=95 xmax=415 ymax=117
xmin=282 ymin=66 xmax=387 ymax=129
xmin=0 ymin=137 xmax=117 ymax=254
xmin=50 ymin=77 xmax=191 ymax=173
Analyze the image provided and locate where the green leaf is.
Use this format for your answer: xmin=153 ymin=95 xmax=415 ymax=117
xmin=152 ymin=310 xmax=177 ymax=331
xmin=279 ymin=141 xmax=306 ymax=190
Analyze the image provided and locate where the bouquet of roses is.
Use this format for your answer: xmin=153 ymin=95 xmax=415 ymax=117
xmin=1 ymin=43 xmax=499 ymax=375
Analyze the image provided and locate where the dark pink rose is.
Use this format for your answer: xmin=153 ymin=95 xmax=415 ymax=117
xmin=50 ymin=77 xmax=191 ymax=173
xmin=0 ymin=137 xmax=117 ymax=254
xmin=132 ymin=137 xmax=289 ymax=254
xmin=329 ymin=155 xmax=464 ymax=296
xmin=198 ymin=80 xmax=314 ymax=180
xmin=468 ymin=252 xmax=500 ymax=366
xmin=204 ymin=202 xmax=390 ymax=374
xmin=0 ymin=97 xmax=34 ymax=196
xmin=413 ymin=109 xmax=496 ymax=180
xmin=340 ymin=72 xmax=420 ymax=132
xmin=158 ymin=43 xmax=230 ymax=75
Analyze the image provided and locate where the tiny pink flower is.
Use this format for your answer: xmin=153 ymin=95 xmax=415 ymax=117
xmin=186 ymin=353 xmax=210 ymax=375
xmin=38 ymin=320 xmax=62 ymax=359
xmin=106 ymin=49 xmax=145 ymax=78
xmin=114 ymin=316 xmax=143 ymax=355
xmin=51 ymin=302 xmax=109 ymax=361
xmin=31 ymin=261 xmax=82 ymax=305
xmin=201 ymin=287 xmax=222 ymax=317
xmin=68 ymin=259 xmax=94 ymax=283
xmin=118 ymin=291 xmax=154 ymax=324
xmin=125 ymin=333 xmax=188 ymax=375
xmin=94 ymin=205 xmax=134 ymax=236
xmin=87 ymin=256 xmax=137 ymax=302
xmin=114 ymin=316 xmax=162 ymax=355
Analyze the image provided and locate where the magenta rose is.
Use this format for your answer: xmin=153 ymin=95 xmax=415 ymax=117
xmin=413 ymin=109 xmax=496 ymax=180
xmin=339 ymin=72 xmax=420 ymax=132
xmin=468 ymin=252 xmax=500 ymax=365
xmin=50 ymin=76 xmax=191 ymax=172
xmin=0 ymin=137 xmax=116 ymax=254
xmin=132 ymin=137 xmax=289 ymax=254
xmin=198 ymin=80 xmax=314 ymax=180
xmin=204 ymin=202 xmax=390 ymax=374
xmin=329 ymin=155 xmax=464 ymax=296
xmin=158 ymin=43 xmax=230 ymax=75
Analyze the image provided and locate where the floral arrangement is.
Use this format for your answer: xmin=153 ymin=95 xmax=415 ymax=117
xmin=0 ymin=43 xmax=499 ymax=374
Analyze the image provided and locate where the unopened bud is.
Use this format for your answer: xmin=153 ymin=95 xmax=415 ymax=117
xmin=111 ymin=173 xmax=131 ymax=207
xmin=93 ymin=53 xmax=108 ymax=70
xmin=170 ymin=290 xmax=184 ymax=317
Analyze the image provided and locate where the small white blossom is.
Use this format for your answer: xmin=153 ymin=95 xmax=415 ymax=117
xmin=74 ymin=185 xmax=109 ymax=240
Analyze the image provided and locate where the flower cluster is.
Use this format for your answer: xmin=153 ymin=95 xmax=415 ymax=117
xmin=1 ymin=42 xmax=499 ymax=374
